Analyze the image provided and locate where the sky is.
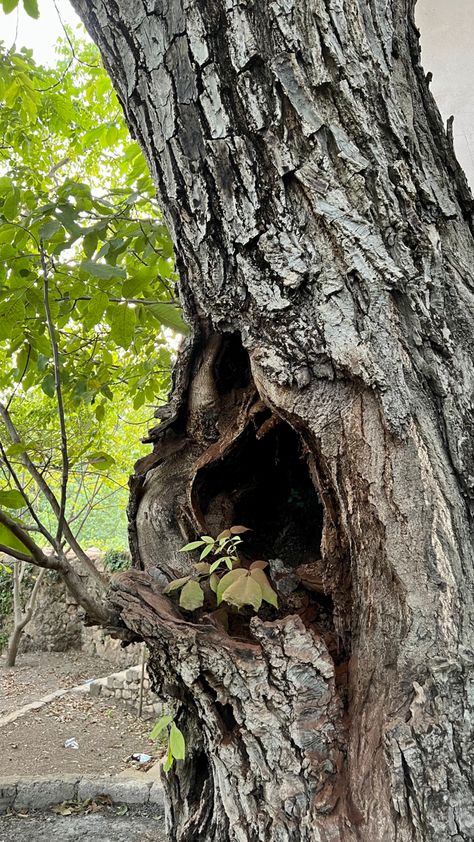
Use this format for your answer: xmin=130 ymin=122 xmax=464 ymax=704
xmin=1 ymin=0 xmax=85 ymax=66
xmin=417 ymin=0 xmax=474 ymax=187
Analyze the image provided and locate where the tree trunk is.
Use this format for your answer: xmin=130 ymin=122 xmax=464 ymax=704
xmin=71 ymin=0 xmax=474 ymax=839
xmin=4 ymin=564 xmax=46 ymax=668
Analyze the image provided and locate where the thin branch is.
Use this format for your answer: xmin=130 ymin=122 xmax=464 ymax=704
xmin=27 ymin=567 xmax=47 ymax=613
xmin=0 ymin=508 xmax=56 ymax=569
xmin=41 ymin=244 xmax=69 ymax=545
xmin=0 ymin=403 xmax=105 ymax=586
xmin=0 ymin=439 xmax=57 ymax=547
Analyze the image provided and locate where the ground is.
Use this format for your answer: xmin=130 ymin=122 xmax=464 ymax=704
xmin=0 ymin=805 xmax=167 ymax=841
xmin=1 ymin=651 xmax=123 ymax=716
xmin=1 ymin=651 xmax=157 ymax=777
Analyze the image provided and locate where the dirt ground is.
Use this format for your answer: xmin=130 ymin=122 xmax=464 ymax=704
xmin=0 ymin=805 xmax=167 ymax=842
xmin=0 ymin=652 xmax=157 ymax=777
xmin=1 ymin=651 xmax=124 ymax=716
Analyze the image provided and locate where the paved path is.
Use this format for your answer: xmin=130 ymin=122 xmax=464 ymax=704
xmin=0 ymin=806 xmax=167 ymax=841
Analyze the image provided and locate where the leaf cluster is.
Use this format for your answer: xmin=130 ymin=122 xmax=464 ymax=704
xmin=0 ymin=37 xmax=183 ymax=418
xmin=150 ymin=713 xmax=185 ymax=773
xmin=163 ymin=527 xmax=278 ymax=613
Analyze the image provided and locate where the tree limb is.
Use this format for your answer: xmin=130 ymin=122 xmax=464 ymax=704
xmin=0 ymin=508 xmax=116 ymax=626
xmin=0 ymin=438 xmax=57 ymax=547
xmin=40 ymin=244 xmax=69 ymax=544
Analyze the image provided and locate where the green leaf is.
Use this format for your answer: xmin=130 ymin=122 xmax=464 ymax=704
xmin=250 ymin=560 xmax=268 ymax=570
xmin=41 ymin=373 xmax=55 ymax=398
xmin=1 ymin=0 xmax=19 ymax=14
xmin=23 ymin=0 xmax=39 ymax=18
xmin=0 ymin=297 xmax=25 ymax=341
xmin=0 ymin=490 xmax=25 ymax=509
xmin=179 ymin=540 xmax=206 ymax=552
xmin=221 ymin=573 xmax=262 ymax=612
xmin=0 ymin=521 xmax=29 ymax=555
xmin=209 ymin=572 xmax=219 ymax=593
xmin=209 ymin=558 xmax=223 ymax=574
xmin=150 ymin=714 xmax=173 ymax=740
xmin=122 ymin=275 xmax=146 ymax=298
xmin=179 ymin=580 xmax=204 ymax=611
xmin=216 ymin=568 xmax=246 ymax=606
xmin=148 ymin=302 xmax=188 ymax=334
xmin=87 ymin=451 xmax=116 ymax=470
xmin=169 ymin=723 xmax=185 ymax=760
xmin=83 ymin=231 xmax=98 ymax=258
xmin=39 ymin=218 xmax=61 ymax=240
xmin=163 ymin=576 xmax=190 ymax=594
xmin=250 ymin=568 xmax=278 ymax=607
xmin=80 ymin=259 xmax=126 ymax=280
xmin=163 ymin=745 xmax=173 ymax=773
xmin=5 ymin=443 xmax=27 ymax=457
xmin=95 ymin=403 xmax=105 ymax=422
xmin=85 ymin=292 xmax=108 ymax=328
xmin=109 ymin=303 xmax=136 ymax=349
xmin=199 ymin=543 xmax=214 ymax=560
xmin=0 ymin=563 xmax=13 ymax=573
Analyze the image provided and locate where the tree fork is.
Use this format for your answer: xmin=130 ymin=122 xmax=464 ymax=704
xmin=72 ymin=0 xmax=474 ymax=839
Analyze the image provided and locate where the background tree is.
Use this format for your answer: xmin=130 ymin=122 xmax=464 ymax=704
xmin=0 ymin=35 xmax=181 ymax=660
xmin=3 ymin=1 xmax=474 ymax=840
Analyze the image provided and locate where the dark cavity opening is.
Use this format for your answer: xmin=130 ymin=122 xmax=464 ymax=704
xmin=214 ymin=332 xmax=251 ymax=395
xmin=194 ymin=411 xmax=323 ymax=568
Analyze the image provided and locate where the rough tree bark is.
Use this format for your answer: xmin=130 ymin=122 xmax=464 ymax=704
xmin=71 ymin=1 xmax=474 ymax=840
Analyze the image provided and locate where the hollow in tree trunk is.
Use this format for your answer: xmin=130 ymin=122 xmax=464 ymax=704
xmin=71 ymin=1 xmax=474 ymax=839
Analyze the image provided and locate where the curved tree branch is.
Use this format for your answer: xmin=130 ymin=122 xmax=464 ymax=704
xmin=0 ymin=508 xmax=116 ymax=626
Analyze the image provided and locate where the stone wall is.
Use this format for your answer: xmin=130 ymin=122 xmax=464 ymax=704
xmin=22 ymin=570 xmax=83 ymax=653
xmin=18 ymin=556 xmax=141 ymax=668
xmin=87 ymin=664 xmax=162 ymax=720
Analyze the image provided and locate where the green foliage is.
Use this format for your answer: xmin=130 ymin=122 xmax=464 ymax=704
xmin=0 ymin=32 xmax=181 ymax=556
xmin=1 ymin=0 xmax=38 ymax=19
xmin=0 ymin=36 xmax=180 ymax=420
xmin=165 ymin=527 xmax=278 ymax=613
xmin=0 ymin=566 xmax=13 ymax=617
xmin=150 ymin=713 xmax=186 ymax=773
xmin=0 ymin=387 xmax=149 ymax=551
xmin=103 ymin=548 xmax=132 ymax=573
